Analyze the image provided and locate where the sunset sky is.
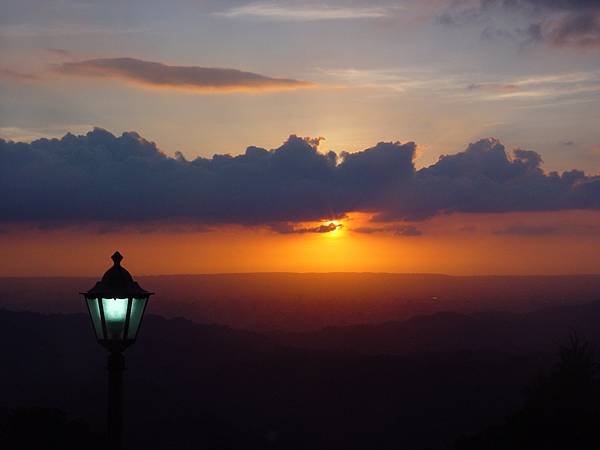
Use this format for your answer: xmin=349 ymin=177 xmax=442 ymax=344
xmin=1 ymin=0 xmax=600 ymax=276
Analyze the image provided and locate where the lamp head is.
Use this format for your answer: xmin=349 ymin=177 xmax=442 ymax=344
xmin=82 ymin=252 xmax=153 ymax=352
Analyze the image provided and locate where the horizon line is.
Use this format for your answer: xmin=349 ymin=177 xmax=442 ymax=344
xmin=2 ymin=271 xmax=600 ymax=279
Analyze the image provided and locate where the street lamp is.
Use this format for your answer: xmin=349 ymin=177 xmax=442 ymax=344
xmin=82 ymin=251 xmax=154 ymax=450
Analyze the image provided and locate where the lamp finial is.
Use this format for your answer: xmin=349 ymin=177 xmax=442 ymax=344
xmin=111 ymin=251 xmax=123 ymax=266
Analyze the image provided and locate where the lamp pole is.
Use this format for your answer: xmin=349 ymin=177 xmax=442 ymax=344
xmin=82 ymin=252 xmax=153 ymax=450
xmin=108 ymin=351 xmax=125 ymax=450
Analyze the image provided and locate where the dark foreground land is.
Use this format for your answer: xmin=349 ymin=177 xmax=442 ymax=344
xmin=3 ymin=297 xmax=600 ymax=449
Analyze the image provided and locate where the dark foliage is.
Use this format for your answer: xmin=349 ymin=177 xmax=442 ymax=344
xmin=454 ymin=333 xmax=600 ymax=450
xmin=0 ymin=408 xmax=103 ymax=450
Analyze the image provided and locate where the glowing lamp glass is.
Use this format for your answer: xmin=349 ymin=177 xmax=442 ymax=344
xmin=85 ymin=296 xmax=149 ymax=346
xmin=103 ymin=298 xmax=128 ymax=322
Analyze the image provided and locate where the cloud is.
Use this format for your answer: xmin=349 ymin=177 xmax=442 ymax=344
xmin=352 ymin=225 xmax=423 ymax=237
xmin=486 ymin=0 xmax=598 ymax=12
xmin=394 ymin=225 xmax=423 ymax=236
xmin=352 ymin=226 xmax=383 ymax=234
xmin=44 ymin=48 xmax=73 ymax=57
xmin=0 ymin=68 xmax=40 ymax=81
xmin=323 ymin=67 xmax=600 ymax=104
xmin=467 ymin=83 xmax=519 ymax=93
xmin=320 ymin=67 xmax=455 ymax=94
xmin=217 ymin=3 xmax=390 ymax=21
xmin=372 ymin=137 xmax=600 ymax=221
xmin=508 ymin=0 xmax=600 ymax=49
xmin=56 ymin=57 xmax=314 ymax=93
xmin=3 ymin=129 xmax=600 ymax=228
xmin=493 ymin=224 xmax=559 ymax=235
xmin=0 ymin=130 xmax=415 ymax=225
xmin=441 ymin=0 xmax=600 ymax=48
xmin=549 ymin=11 xmax=600 ymax=48
xmin=492 ymin=221 xmax=600 ymax=236
xmin=269 ymin=222 xmax=342 ymax=234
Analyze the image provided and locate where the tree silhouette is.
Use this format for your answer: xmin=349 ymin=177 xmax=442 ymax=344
xmin=454 ymin=332 xmax=600 ymax=450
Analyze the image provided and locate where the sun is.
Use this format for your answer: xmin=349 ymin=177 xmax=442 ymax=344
xmin=322 ymin=220 xmax=344 ymax=238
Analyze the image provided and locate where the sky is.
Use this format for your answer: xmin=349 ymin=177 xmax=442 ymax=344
xmin=1 ymin=0 xmax=600 ymax=276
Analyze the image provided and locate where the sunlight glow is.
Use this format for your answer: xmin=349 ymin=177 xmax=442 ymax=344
xmin=323 ymin=220 xmax=344 ymax=238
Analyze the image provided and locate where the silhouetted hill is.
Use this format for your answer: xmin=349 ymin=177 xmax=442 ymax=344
xmin=3 ymin=273 xmax=600 ymax=331
xmin=4 ymin=300 xmax=600 ymax=449
xmin=275 ymin=300 xmax=600 ymax=354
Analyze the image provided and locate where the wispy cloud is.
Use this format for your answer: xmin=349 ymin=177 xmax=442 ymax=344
xmin=493 ymin=224 xmax=559 ymax=236
xmin=0 ymin=23 xmax=144 ymax=39
xmin=0 ymin=68 xmax=40 ymax=82
xmin=352 ymin=225 xmax=423 ymax=236
xmin=56 ymin=57 xmax=314 ymax=93
xmin=493 ymin=222 xmax=600 ymax=236
xmin=467 ymin=83 xmax=519 ymax=93
xmin=318 ymin=67 xmax=460 ymax=93
xmin=217 ymin=2 xmax=391 ymax=21
xmin=320 ymin=67 xmax=600 ymax=103
xmin=44 ymin=48 xmax=77 ymax=59
xmin=475 ymin=71 xmax=600 ymax=101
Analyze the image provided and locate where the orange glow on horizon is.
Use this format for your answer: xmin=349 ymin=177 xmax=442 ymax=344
xmin=2 ymin=210 xmax=600 ymax=276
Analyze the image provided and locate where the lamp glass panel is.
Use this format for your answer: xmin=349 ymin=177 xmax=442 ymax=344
xmin=127 ymin=297 xmax=148 ymax=339
xmin=102 ymin=298 xmax=129 ymax=340
xmin=86 ymin=298 xmax=103 ymax=339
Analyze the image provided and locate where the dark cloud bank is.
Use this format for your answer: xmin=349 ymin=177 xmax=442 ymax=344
xmin=1 ymin=128 xmax=600 ymax=229
xmin=509 ymin=0 xmax=600 ymax=48
xmin=446 ymin=0 xmax=600 ymax=48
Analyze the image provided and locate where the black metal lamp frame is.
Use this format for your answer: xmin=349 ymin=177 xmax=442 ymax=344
xmin=82 ymin=252 xmax=154 ymax=450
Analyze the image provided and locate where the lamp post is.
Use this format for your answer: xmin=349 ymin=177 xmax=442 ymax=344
xmin=82 ymin=251 xmax=154 ymax=450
